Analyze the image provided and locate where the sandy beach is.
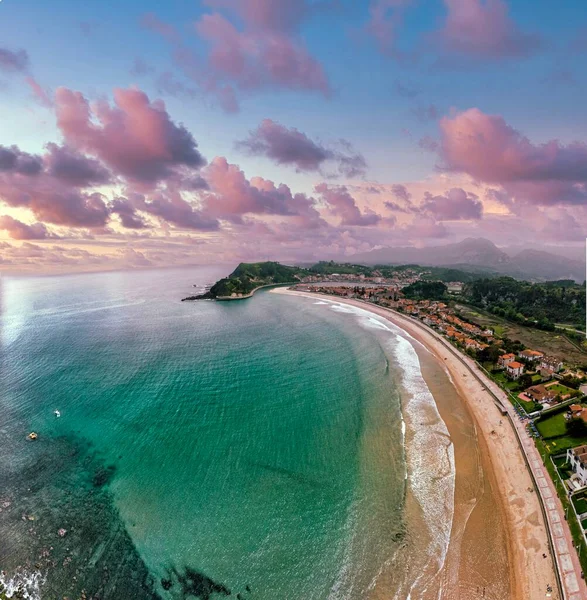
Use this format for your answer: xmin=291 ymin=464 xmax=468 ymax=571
xmin=275 ymin=288 xmax=559 ymax=599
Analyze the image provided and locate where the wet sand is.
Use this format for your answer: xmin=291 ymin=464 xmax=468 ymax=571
xmin=275 ymin=289 xmax=558 ymax=599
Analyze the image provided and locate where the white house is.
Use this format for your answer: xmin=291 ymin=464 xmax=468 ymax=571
xmin=506 ymin=361 xmax=525 ymax=379
xmin=518 ymin=349 xmax=544 ymax=363
xmin=567 ymin=445 xmax=587 ymax=490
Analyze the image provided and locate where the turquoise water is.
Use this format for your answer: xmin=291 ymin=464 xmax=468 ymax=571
xmin=0 ymin=268 xmax=412 ymax=599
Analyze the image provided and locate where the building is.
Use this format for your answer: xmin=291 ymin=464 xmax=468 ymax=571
xmin=506 ymin=361 xmax=525 ymax=379
xmin=566 ymin=445 xmax=587 ymax=490
xmin=525 ymin=384 xmax=557 ymax=404
xmin=519 ymin=349 xmax=544 ymax=363
xmin=498 ymin=353 xmax=516 ymax=368
xmin=540 ymin=356 xmax=564 ymax=374
xmin=567 ymin=404 xmax=585 ymax=421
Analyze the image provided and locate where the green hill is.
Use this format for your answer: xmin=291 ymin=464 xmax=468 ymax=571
xmin=182 ymin=262 xmax=307 ymax=300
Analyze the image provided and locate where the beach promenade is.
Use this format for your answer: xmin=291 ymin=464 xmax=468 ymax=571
xmin=278 ymin=288 xmax=586 ymax=599
xmin=402 ymin=310 xmax=587 ymax=600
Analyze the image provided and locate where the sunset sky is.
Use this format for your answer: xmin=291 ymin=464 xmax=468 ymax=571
xmin=1 ymin=0 xmax=587 ymax=272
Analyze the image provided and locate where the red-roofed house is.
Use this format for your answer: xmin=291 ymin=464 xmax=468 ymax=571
xmin=506 ymin=361 xmax=525 ymax=379
xmin=498 ymin=353 xmax=516 ymax=368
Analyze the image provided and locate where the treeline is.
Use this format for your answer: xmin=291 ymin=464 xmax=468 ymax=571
xmin=402 ymin=281 xmax=448 ymax=300
xmin=208 ymin=262 xmax=307 ymax=297
xmin=462 ymin=277 xmax=586 ymax=331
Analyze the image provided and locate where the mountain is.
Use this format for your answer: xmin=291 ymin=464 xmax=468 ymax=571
xmin=351 ymin=238 xmax=585 ymax=282
xmin=508 ymin=249 xmax=585 ymax=282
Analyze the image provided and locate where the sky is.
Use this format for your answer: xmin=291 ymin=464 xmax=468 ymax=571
xmin=0 ymin=0 xmax=587 ymax=273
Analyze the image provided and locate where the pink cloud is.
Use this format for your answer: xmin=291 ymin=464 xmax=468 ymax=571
xmin=438 ymin=0 xmax=543 ymax=61
xmin=195 ymin=13 xmax=330 ymax=98
xmin=130 ymin=188 xmax=220 ymax=231
xmin=0 ymin=215 xmax=54 ymax=240
xmin=403 ymin=216 xmax=448 ymax=239
xmin=315 ymin=183 xmax=381 ymax=226
xmin=421 ymin=187 xmax=483 ymax=220
xmin=0 ymin=175 xmax=110 ymax=227
xmin=0 ymin=145 xmax=111 ymax=228
xmin=204 ymin=156 xmax=323 ymax=225
xmin=439 ymin=108 xmax=587 ymax=204
xmin=55 ymin=87 xmax=206 ymax=185
xmin=204 ymin=0 xmax=311 ymax=33
xmin=25 ymin=77 xmax=53 ymax=108
xmin=236 ymin=118 xmax=366 ymax=177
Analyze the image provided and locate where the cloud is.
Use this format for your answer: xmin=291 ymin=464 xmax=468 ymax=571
xmin=203 ymin=0 xmax=312 ymax=33
xmin=204 ymin=156 xmax=323 ymax=225
xmin=55 ymin=86 xmax=206 ymax=185
xmin=438 ymin=108 xmax=587 ymax=204
xmin=143 ymin=1 xmax=333 ymax=112
xmin=0 ymin=178 xmax=111 ymax=228
xmin=44 ymin=143 xmax=111 ymax=186
xmin=0 ymin=47 xmax=29 ymax=73
xmin=0 ymin=215 xmax=54 ymax=240
xmin=384 ymin=183 xmax=418 ymax=213
xmin=391 ymin=183 xmax=412 ymax=203
xmin=402 ymin=216 xmax=448 ymax=239
xmin=0 ymin=145 xmax=42 ymax=175
xmin=110 ymin=197 xmax=150 ymax=229
xmin=0 ymin=144 xmax=111 ymax=227
xmin=437 ymin=0 xmax=543 ymax=62
xmin=315 ymin=183 xmax=381 ymax=226
xmin=195 ymin=13 xmax=331 ymax=99
xmin=131 ymin=189 xmax=220 ymax=230
xmin=236 ymin=119 xmax=367 ymax=177
xmin=421 ymin=187 xmax=483 ymax=220
xmin=25 ymin=77 xmax=53 ymax=108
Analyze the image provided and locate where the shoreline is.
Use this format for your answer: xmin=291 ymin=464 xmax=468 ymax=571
xmin=273 ymin=287 xmax=560 ymax=599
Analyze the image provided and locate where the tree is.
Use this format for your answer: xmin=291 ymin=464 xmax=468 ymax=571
xmin=567 ymin=419 xmax=587 ymax=438
xmin=518 ymin=374 xmax=533 ymax=390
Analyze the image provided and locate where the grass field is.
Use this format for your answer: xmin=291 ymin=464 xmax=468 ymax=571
xmin=573 ymin=495 xmax=587 ymax=515
xmin=455 ymin=303 xmax=587 ymax=367
xmin=547 ymin=383 xmax=577 ymax=397
xmin=537 ymin=410 xmax=587 ymax=453
xmin=537 ymin=412 xmax=568 ymax=438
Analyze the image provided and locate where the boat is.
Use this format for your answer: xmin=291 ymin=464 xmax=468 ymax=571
xmin=27 ymin=432 xmax=38 ymax=440
xmin=54 ymin=410 xmax=61 ymax=418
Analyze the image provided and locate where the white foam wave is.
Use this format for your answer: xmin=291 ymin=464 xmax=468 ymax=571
xmin=392 ymin=333 xmax=455 ymax=599
xmin=0 ymin=570 xmax=45 ymax=599
xmin=312 ymin=299 xmax=455 ymax=597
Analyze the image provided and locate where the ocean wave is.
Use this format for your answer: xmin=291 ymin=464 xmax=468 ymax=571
xmin=391 ymin=333 xmax=455 ymax=599
xmin=317 ymin=299 xmax=455 ymax=597
xmin=0 ymin=569 xmax=46 ymax=600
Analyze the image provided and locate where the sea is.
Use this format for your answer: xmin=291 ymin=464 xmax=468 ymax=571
xmin=0 ymin=266 xmax=455 ymax=600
